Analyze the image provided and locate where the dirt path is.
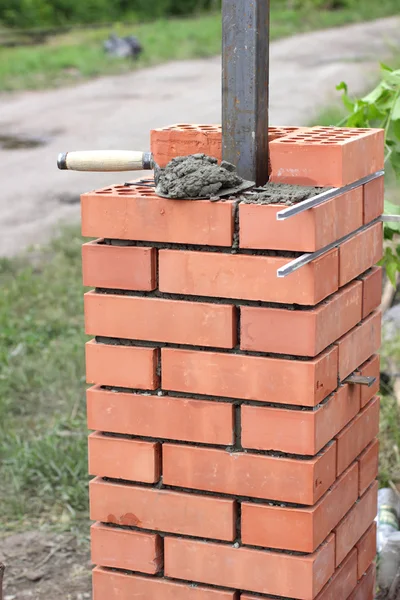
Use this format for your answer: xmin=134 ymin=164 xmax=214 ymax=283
xmin=0 ymin=16 xmax=399 ymax=257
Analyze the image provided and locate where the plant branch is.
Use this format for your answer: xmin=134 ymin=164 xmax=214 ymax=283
xmin=381 ymin=274 xmax=399 ymax=313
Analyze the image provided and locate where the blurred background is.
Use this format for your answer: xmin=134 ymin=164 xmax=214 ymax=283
xmin=0 ymin=1 xmax=400 ymax=598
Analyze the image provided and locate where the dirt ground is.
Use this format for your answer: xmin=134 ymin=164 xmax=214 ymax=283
xmin=1 ymin=16 xmax=400 ymax=600
xmin=1 ymin=532 xmax=91 ymax=599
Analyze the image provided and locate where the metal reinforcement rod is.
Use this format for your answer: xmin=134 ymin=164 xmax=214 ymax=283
xmin=276 ymin=170 xmax=385 ymax=221
xmin=277 ymin=218 xmax=381 ymax=278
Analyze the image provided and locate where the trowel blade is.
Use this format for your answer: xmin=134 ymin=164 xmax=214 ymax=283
xmin=155 ymin=179 xmax=255 ymax=200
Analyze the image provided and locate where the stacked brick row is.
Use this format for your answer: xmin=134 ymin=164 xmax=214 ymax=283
xmin=82 ymin=125 xmax=384 ymax=600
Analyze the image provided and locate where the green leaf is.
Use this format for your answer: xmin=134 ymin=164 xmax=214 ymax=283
xmin=392 ymin=95 xmax=400 ymax=121
xmin=377 ymin=91 xmax=398 ymax=113
xmin=363 ymin=82 xmax=390 ymax=105
xmin=383 ymin=205 xmax=400 ymax=234
xmin=336 ymin=81 xmax=348 ymax=93
xmin=384 ymin=226 xmax=395 ymax=241
xmin=393 ymin=120 xmax=400 ymax=141
xmin=386 ymin=259 xmax=398 ymax=286
xmin=366 ymin=104 xmax=387 ymax=121
xmin=382 ymin=69 xmax=400 ymax=85
xmin=336 ymin=81 xmax=354 ymax=112
xmin=385 ymin=200 xmax=400 ymax=214
xmin=380 ymin=63 xmax=394 ymax=73
xmin=390 ymin=149 xmax=400 ymax=179
xmin=385 ymin=222 xmax=400 ymax=236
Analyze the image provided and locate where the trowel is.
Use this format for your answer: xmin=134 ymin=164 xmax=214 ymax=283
xmin=57 ymin=150 xmax=254 ymax=199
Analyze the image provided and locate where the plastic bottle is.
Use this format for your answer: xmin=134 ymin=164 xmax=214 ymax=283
xmin=377 ymin=488 xmax=400 ymax=591
xmin=377 ymin=488 xmax=400 ymax=554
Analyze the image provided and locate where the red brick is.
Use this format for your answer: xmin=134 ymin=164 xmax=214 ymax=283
xmin=85 ymin=340 xmax=159 ymax=389
xmin=241 ymin=384 xmax=360 ymax=455
xmin=159 ymin=248 xmax=339 ymax=305
xmin=241 ymin=462 xmax=358 ymax=553
xmin=90 ymin=477 xmax=236 ymax=541
xmin=92 ymin=566 xmax=237 ymax=600
xmin=164 ymin=535 xmax=335 ymax=599
xmin=240 ymin=281 xmax=362 ymax=357
xmin=88 ymin=432 xmax=160 ymax=483
xmin=335 ymin=481 xmax=378 ymax=566
xmin=86 ymin=385 xmax=234 ymax=445
xmin=269 ymin=127 xmax=384 ymax=187
xmin=348 ymin=563 xmax=376 ymax=600
xmin=360 ymin=267 xmax=382 ymax=319
xmin=364 ymin=175 xmax=384 ymax=224
xmin=84 ymin=291 xmax=237 ymax=349
xmin=314 ymin=549 xmax=358 ymax=600
xmin=336 ymin=311 xmax=381 ymax=380
xmin=356 ymin=522 xmax=377 ymax=579
xmin=150 ymin=123 xmax=303 ymax=167
xmin=91 ymin=522 xmax=162 ymax=574
xmin=161 ymin=346 xmax=338 ymax=407
xmin=339 ymin=221 xmax=383 ymax=287
xmin=357 ymin=354 xmax=380 ymax=408
xmin=151 ymin=125 xmax=384 ymax=188
xmin=81 ymin=184 xmax=235 ymax=246
xmin=336 ymin=396 xmax=380 ymax=476
xmin=151 ymin=123 xmax=223 ymax=167
xmin=358 ymin=439 xmax=379 ymax=496
xmin=239 ymin=187 xmax=363 ymax=252
xmin=82 ymin=240 xmax=156 ymax=291
xmin=162 ymin=442 xmax=336 ymax=505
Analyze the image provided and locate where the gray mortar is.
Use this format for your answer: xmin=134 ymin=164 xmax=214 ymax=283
xmin=241 ymin=182 xmax=330 ymax=206
xmin=94 ymin=285 xmax=328 ymax=312
xmin=101 ymin=384 xmax=327 ymax=413
xmin=156 ymin=154 xmax=243 ymax=199
xmin=94 ymin=335 xmax=313 ymax=362
xmin=104 ymin=238 xmax=300 ymax=259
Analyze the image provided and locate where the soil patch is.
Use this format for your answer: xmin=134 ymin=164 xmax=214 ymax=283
xmin=0 ymin=135 xmax=46 ymax=150
xmin=1 ymin=531 xmax=91 ymax=600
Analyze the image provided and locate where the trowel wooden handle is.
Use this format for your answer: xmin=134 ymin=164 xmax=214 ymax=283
xmin=57 ymin=150 xmax=153 ymax=172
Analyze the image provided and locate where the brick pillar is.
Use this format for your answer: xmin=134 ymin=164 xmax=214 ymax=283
xmin=82 ymin=125 xmax=384 ymax=600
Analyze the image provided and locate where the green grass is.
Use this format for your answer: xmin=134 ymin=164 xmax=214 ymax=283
xmin=0 ymin=15 xmax=223 ymax=91
xmin=0 ymin=229 xmax=89 ymax=530
xmin=0 ymin=0 xmax=400 ymax=91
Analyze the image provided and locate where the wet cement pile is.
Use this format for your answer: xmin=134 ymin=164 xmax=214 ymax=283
xmin=241 ymin=182 xmax=329 ymax=206
xmin=156 ymin=154 xmax=330 ymax=204
xmin=156 ymin=154 xmax=243 ymax=199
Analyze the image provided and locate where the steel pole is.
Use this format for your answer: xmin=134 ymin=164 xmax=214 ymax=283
xmin=222 ymin=0 xmax=270 ymax=185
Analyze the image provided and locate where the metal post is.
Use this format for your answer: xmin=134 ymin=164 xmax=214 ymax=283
xmin=222 ymin=0 xmax=270 ymax=185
